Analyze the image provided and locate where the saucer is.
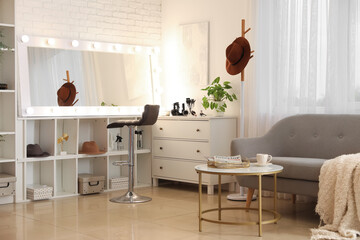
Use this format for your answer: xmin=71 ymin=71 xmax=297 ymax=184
xmin=254 ymin=163 xmax=273 ymax=166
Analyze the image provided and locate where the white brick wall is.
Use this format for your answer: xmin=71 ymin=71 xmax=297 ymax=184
xmin=16 ymin=0 xmax=162 ymax=45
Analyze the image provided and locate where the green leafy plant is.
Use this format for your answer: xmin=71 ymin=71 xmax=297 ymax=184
xmin=201 ymin=77 xmax=237 ymax=113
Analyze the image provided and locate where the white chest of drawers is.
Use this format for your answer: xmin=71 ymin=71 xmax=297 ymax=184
xmin=152 ymin=116 xmax=237 ymax=194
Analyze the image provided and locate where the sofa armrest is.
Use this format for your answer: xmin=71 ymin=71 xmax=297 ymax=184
xmin=231 ymin=136 xmax=278 ymax=159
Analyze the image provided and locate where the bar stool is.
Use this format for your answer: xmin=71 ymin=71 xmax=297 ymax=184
xmin=107 ymin=104 xmax=160 ymax=203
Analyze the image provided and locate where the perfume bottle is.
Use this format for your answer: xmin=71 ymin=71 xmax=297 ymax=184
xmin=115 ymin=134 xmax=124 ymax=150
xmin=135 ymin=130 xmax=143 ymax=149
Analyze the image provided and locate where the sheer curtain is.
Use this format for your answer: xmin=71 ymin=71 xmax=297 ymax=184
xmin=248 ymin=0 xmax=360 ymax=137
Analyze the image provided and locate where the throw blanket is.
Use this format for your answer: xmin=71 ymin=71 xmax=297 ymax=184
xmin=311 ymin=153 xmax=360 ymax=240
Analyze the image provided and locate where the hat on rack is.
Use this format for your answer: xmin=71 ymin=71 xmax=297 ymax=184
xmin=57 ymin=70 xmax=78 ymax=106
xmin=79 ymin=141 xmax=106 ymax=155
xmin=57 ymin=82 xmax=77 ymax=106
xmin=225 ymin=37 xmax=251 ymax=75
xmin=27 ymin=144 xmax=50 ymax=157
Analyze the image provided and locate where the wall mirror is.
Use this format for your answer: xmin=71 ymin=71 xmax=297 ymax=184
xmin=17 ymin=36 xmax=160 ymax=117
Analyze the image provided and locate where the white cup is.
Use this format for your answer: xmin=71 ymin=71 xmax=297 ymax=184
xmin=256 ymin=154 xmax=272 ymax=165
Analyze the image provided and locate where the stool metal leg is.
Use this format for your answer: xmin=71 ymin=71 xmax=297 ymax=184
xmin=110 ymin=126 xmax=152 ymax=203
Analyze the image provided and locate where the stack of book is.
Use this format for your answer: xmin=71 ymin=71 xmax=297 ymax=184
xmin=207 ymin=155 xmax=249 ymax=168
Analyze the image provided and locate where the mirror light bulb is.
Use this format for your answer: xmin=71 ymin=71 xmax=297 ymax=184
xmin=72 ymin=40 xmax=79 ymax=47
xmin=26 ymin=107 xmax=34 ymax=115
xmin=21 ymin=35 xmax=30 ymax=43
xmin=47 ymin=38 xmax=55 ymax=46
xmin=135 ymin=46 xmax=142 ymax=52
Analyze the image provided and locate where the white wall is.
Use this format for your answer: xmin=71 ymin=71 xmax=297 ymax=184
xmin=161 ymin=0 xmax=255 ymax=125
xmin=15 ymin=0 xmax=161 ymax=46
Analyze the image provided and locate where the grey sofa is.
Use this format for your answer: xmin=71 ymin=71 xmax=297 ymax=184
xmin=231 ymin=114 xmax=360 ymax=200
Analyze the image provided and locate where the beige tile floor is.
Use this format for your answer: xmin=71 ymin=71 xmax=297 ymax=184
xmin=0 ymin=182 xmax=319 ymax=240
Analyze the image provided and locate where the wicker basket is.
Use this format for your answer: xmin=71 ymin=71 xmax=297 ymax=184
xmin=0 ymin=174 xmax=16 ymax=197
xmin=110 ymin=177 xmax=128 ymax=190
xmin=78 ymin=174 xmax=105 ymax=195
xmin=26 ymin=184 xmax=53 ymax=200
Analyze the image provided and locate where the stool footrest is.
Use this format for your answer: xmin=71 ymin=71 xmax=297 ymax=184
xmin=112 ymin=161 xmax=129 ymax=166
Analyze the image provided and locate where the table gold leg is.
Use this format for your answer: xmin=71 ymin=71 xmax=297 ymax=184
xmin=199 ymin=172 xmax=202 ymax=232
xmin=274 ymin=173 xmax=277 ymax=223
xmin=258 ymin=174 xmax=262 ymax=237
xmin=218 ymin=174 xmax=222 ymax=221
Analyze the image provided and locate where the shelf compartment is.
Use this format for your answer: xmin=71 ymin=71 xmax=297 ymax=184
xmin=26 ymin=161 xmax=54 ymax=200
xmin=107 ymin=118 xmax=130 ymax=152
xmin=56 ymin=119 xmax=78 ymax=156
xmin=136 ymin=153 xmax=152 ymax=186
xmin=0 ymin=161 xmax=15 ymax=176
xmin=78 ymin=157 xmax=107 ymax=189
xmin=135 ymin=125 xmax=152 ymax=151
xmin=79 ymin=119 xmax=107 ymax=154
xmin=26 ymin=119 xmax=55 ymax=157
xmin=55 ymin=158 xmax=77 ymax=196
xmin=108 ymin=155 xmax=129 ymax=190
xmin=0 ymin=0 xmax=14 ymax=25
xmin=0 ymin=134 xmax=14 ymax=160
xmin=0 ymin=92 xmax=15 ymax=132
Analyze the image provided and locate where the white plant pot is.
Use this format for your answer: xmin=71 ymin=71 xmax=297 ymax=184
xmin=215 ymin=111 xmax=224 ymax=117
xmin=214 ymin=101 xmax=225 ymax=117
xmin=60 ymin=151 xmax=67 ymax=156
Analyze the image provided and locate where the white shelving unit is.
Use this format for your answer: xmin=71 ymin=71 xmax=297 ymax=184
xmin=0 ymin=0 xmax=16 ymax=204
xmin=16 ymin=116 xmax=153 ymax=202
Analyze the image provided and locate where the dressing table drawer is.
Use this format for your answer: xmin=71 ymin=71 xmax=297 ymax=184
xmin=152 ymin=117 xmax=237 ymax=194
xmin=153 ymin=139 xmax=210 ymax=161
xmin=152 ymin=158 xmax=208 ymax=183
xmin=153 ymin=120 xmax=210 ymax=140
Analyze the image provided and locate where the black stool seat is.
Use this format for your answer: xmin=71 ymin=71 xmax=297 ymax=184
xmin=107 ymin=105 xmax=160 ymax=128
xmin=106 ymin=104 xmax=159 ymax=204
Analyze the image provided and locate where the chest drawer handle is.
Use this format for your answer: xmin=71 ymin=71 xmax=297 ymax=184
xmin=160 ymin=166 xmax=163 ymax=170
xmin=159 ymin=127 xmax=163 ymax=130
xmin=196 ymin=150 xmax=200 ymax=153
xmin=160 ymin=147 xmax=163 ymax=150
xmin=196 ymin=129 xmax=200 ymax=132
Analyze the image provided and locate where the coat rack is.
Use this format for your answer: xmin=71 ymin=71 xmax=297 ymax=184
xmin=240 ymin=19 xmax=254 ymax=138
xmin=227 ymin=19 xmax=255 ymax=202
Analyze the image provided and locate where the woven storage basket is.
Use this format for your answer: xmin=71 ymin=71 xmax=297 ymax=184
xmin=110 ymin=177 xmax=128 ymax=189
xmin=78 ymin=174 xmax=105 ymax=195
xmin=26 ymin=184 xmax=53 ymax=200
xmin=0 ymin=174 xmax=16 ymax=197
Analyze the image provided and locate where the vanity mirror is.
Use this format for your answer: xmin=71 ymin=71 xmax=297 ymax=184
xmin=17 ymin=36 xmax=160 ymax=117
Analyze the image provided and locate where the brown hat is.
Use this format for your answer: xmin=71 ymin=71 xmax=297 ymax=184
xmin=79 ymin=141 xmax=106 ymax=155
xmin=27 ymin=144 xmax=50 ymax=158
xmin=57 ymin=82 xmax=77 ymax=106
xmin=57 ymin=70 xmax=78 ymax=106
xmin=225 ymin=37 xmax=251 ymax=75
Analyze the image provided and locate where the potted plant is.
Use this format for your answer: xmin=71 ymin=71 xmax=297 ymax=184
xmin=57 ymin=133 xmax=69 ymax=155
xmin=201 ymin=77 xmax=237 ymax=115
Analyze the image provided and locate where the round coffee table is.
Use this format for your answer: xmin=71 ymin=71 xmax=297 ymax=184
xmin=195 ymin=163 xmax=283 ymax=237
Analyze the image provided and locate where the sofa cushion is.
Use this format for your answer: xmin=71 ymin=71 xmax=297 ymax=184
xmin=249 ymin=157 xmax=327 ymax=181
xmin=272 ymin=157 xmax=327 ymax=181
